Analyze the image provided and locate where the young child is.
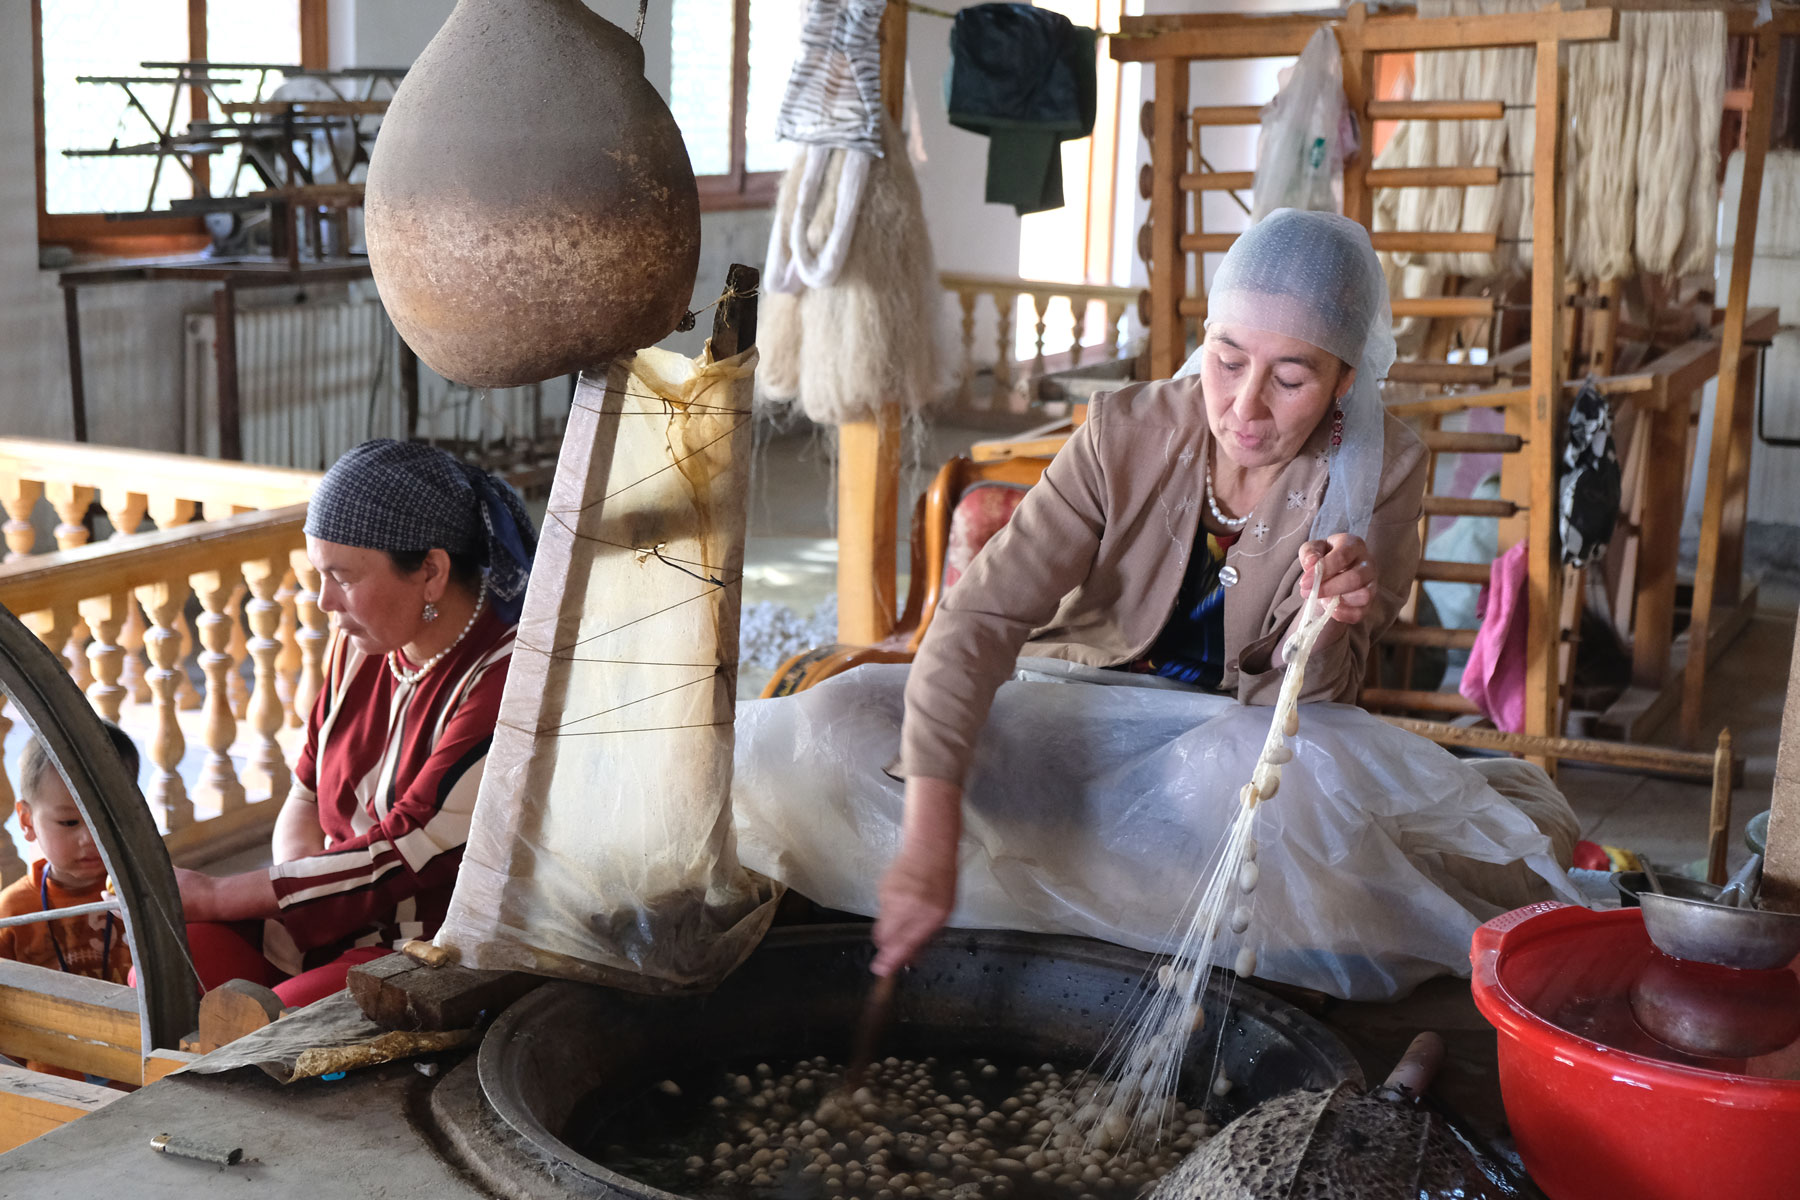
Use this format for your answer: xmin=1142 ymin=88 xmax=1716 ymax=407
xmin=0 ymin=723 xmax=140 ymax=986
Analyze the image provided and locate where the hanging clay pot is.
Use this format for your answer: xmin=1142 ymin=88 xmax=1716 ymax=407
xmin=365 ymin=0 xmax=701 ymax=388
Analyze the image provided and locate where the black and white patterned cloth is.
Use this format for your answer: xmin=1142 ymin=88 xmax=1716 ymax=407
xmin=775 ymin=0 xmax=887 ymax=157
xmin=1559 ymin=379 xmax=1621 ymax=567
xmin=305 ymin=439 xmax=538 ymax=622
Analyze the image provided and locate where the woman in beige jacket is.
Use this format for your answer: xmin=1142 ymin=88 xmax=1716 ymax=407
xmin=732 ymin=211 xmax=1578 ymax=1000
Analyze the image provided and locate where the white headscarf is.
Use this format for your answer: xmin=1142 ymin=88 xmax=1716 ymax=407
xmin=1174 ymin=209 xmax=1396 ymax=541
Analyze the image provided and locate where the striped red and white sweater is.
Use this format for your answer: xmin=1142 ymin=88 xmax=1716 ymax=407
xmin=263 ymin=608 xmax=515 ymax=975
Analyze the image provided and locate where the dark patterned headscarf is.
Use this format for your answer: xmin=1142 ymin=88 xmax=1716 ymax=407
xmin=305 ymin=439 xmax=538 ymax=624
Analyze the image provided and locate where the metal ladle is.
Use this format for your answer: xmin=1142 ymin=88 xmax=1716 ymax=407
xmin=1639 ymin=855 xmax=1800 ymax=970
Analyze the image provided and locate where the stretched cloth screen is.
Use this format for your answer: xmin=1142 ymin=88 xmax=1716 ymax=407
xmin=435 ymin=343 xmax=780 ymax=989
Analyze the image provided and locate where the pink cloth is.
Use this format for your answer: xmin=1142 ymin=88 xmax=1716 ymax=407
xmin=1459 ymin=539 xmax=1529 ymax=732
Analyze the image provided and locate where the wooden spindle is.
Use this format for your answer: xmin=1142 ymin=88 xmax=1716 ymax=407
xmin=78 ymin=593 xmax=130 ymax=724
xmin=1069 ymin=298 xmax=1086 ymax=368
xmin=1104 ymin=299 xmax=1125 ymax=359
xmin=101 ymin=490 xmax=152 ymax=704
xmin=147 ymin=498 xmax=204 ymax=711
xmin=1029 ymin=293 xmax=1049 ymax=374
xmin=994 ymin=294 xmax=1018 ymax=389
xmin=275 ymin=568 xmax=302 ymax=727
xmin=189 ymin=569 xmax=246 ymax=815
xmin=241 ymin=557 xmax=290 ymax=803
xmin=47 ymin=483 xmax=97 ymax=691
xmin=957 ymin=288 xmax=978 ymax=405
xmin=226 ymin=582 xmax=251 ymax=720
xmin=26 ymin=607 xmax=77 ymax=682
xmin=135 ymin=580 xmax=194 ymax=831
xmin=1 ymin=479 xmax=42 ymax=562
xmin=290 ymin=550 xmax=328 ymax=725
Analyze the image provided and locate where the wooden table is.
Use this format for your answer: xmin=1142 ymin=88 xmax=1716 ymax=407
xmin=57 ymin=256 xmax=419 ymax=460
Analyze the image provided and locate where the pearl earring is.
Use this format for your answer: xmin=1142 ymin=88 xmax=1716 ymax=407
xmin=422 ymin=601 xmax=440 ymax=623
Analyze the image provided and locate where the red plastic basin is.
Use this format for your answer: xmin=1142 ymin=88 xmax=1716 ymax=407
xmin=1471 ymin=902 xmax=1800 ymax=1200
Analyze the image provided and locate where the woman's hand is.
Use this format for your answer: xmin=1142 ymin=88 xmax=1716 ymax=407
xmin=872 ymin=777 xmax=964 ymax=977
xmin=1297 ymin=534 xmax=1378 ymax=645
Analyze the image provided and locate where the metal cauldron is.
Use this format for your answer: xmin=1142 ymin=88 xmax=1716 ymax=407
xmin=475 ymin=927 xmax=1363 ymax=1198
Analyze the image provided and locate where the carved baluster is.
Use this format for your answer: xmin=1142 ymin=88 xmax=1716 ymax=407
xmin=26 ymin=607 xmax=77 ymax=692
xmin=1 ymin=479 xmax=42 ymax=561
xmin=241 ymin=557 xmax=290 ymax=803
xmin=134 ymin=581 xmax=193 ymax=831
xmin=1029 ymin=293 xmax=1049 ymax=377
xmin=275 ymin=569 xmax=302 ymax=727
xmin=149 ymin=498 xmax=203 ymax=711
xmin=226 ymin=582 xmax=251 ymax=720
xmin=1069 ymin=297 xmax=1086 ymax=368
xmin=47 ymin=483 xmax=97 ymax=691
xmin=0 ymin=700 xmax=23 ymax=887
xmin=957 ymin=288 xmax=978 ymax=405
xmin=79 ymin=593 xmax=130 ymax=724
xmin=1103 ymin=299 xmax=1126 ymax=360
xmin=290 ymin=550 xmax=329 ymax=724
xmin=101 ymin=490 xmax=152 ymax=704
xmin=994 ymin=293 xmax=1018 ymax=389
xmin=189 ymin=569 xmax=246 ymax=815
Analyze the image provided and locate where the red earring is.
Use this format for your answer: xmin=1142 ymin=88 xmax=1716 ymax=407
xmin=1330 ymin=400 xmax=1344 ymax=448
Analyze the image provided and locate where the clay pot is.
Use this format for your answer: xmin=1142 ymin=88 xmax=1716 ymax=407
xmin=365 ymin=0 xmax=701 ymax=387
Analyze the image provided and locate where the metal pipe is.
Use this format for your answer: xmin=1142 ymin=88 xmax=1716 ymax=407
xmin=0 ymin=897 xmax=122 ymax=930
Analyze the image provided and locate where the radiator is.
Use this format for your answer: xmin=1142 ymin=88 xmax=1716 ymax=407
xmin=183 ymin=300 xmax=567 ymax=470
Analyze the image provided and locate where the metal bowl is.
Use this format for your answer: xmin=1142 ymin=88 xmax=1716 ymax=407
xmin=1612 ymin=872 xmax=1722 ymax=909
xmin=1639 ymin=890 xmax=1800 ymax=971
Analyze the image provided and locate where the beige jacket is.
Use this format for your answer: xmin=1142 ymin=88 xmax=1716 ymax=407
xmin=901 ymin=379 xmax=1429 ymax=784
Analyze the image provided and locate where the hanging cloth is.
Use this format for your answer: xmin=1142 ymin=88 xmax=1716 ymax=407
xmin=944 ymin=3 xmax=1098 ymax=216
xmin=1459 ymin=539 xmax=1529 ymax=733
xmin=1559 ymin=379 xmax=1621 ymax=567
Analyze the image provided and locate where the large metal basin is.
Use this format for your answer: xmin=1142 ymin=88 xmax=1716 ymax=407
xmin=478 ymin=926 xmax=1362 ymax=1197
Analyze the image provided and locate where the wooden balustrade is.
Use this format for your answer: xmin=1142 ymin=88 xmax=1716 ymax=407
xmin=0 ymin=438 xmax=321 ymax=885
xmin=940 ymin=273 xmax=1139 ymax=405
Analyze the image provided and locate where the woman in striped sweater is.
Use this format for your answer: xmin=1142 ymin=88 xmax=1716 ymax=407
xmin=175 ymin=440 xmax=536 ymax=1008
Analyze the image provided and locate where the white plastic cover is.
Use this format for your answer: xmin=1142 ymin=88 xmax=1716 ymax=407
xmin=1251 ymin=26 xmax=1349 ymax=222
xmin=733 ymin=662 xmax=1580 ymax=1001
xmin=1175 ymin=209 xmax=1396 ymax=543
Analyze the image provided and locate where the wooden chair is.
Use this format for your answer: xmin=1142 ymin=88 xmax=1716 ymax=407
xmin=760 ymin=455 xmax=1048 ymax=697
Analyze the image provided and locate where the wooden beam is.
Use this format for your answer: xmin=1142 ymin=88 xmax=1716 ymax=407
xmin=1365 ymin=99 xmax=1506 ymax=122
xmin=1377 ymin=716 xmax=1728 ymax=781
xmin=1421 ymin=430 xmax=1522 ymax=454
xmin=1111 ymin=6 xmax=1616 ymax=62
xmin=1523 ymin=35 xmax=1569 ymax=751
xmin=0 ymin=959 xmax=143 ymax=1083
xmin=1684 ymin=27 xmax=1781 ymax=746
xmin=1387 ymin=360 xmax=1500 ymax=386
xmin=1148 ymin=59 xmax=1189 ymax=381
xmin=347 ymin=952 xmax=545 ymax=1032
xmin=1360 ymin=687 xmax=1482 ymax=714
xmin=1365 ymin=165 xmax=1502 ymax=189
xmin=1188 ymin=105 xmax=1262 ymax=126
xmin=0 ymin=1057 xmax=121 ymax=1154
xmin=836 ymin=408 xmax=903 ymax=645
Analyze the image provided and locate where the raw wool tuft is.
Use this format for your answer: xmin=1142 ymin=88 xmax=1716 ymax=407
xmin=758 ymin=115 xmax=950 ymax=426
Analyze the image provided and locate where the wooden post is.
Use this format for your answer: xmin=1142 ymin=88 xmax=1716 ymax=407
xmin=835 ymin=0 xmax=910 ymax=646
xmin=1630 ymin=395 xmax=1688 ymax=689
xmin=1764 ymin=627 xmax=1800 ymax=913
xmin=1147 ymin=60 xmax=1189 ymax=380
xmin=290 ymin=550 xmax=329 ymax=725
xmin=1522 ymin=36 xmax=1569 ymax=758
xmin=1338 ymin=5 xmax=1375 ymax=229
xmin=214 ymin=284 xmax=243 ymax=461
xmin=135 ymin=580 xmax=193 ymax=831
xmin=242 ymin=556 xmax=291 ymax=803
xmin=77 ymin=593 xmax=129 ymax=725
xmin=190 ymin=569 xmax=247 ymax=815
xmin=1682 ymin=26 xmax=1780 ymax=746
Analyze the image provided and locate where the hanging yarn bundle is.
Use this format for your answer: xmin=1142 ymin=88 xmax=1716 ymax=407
xmin=761 ymin=114 xmax=948 ymax=424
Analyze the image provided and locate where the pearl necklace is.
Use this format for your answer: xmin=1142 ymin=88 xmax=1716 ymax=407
xmin=1205 ymin=456 xmax=1250 ymax=530
xmin=389 ymin=580 xmax=488 ymax=687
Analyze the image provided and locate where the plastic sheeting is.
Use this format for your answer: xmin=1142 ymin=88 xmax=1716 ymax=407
xmin=1251 ymin=27 xmax=1350 ymax=222
xmin=733 ymin=661 xmax=1580 ymax=1001
xmin=436 ymin=344 xmax=780 ymax=990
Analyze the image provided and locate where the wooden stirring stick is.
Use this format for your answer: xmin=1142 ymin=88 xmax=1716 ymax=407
xmin=843 ymin=972 xmax=898 ymax=1095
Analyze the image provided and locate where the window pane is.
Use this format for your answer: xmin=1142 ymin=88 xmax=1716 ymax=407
xmin=669 ymin=0 xmax=735 ymax=177
xmin=41 ymin=0 xmax=192 ymax=214
xmin=207 ymin=3 xmax=305 ymax=190
xmin=744 ymin=0 xmax=806 ymax=174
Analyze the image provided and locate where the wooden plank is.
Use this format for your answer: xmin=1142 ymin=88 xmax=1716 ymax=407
xmin=1178 ymin=170 xmax=1255 ymax=192
xmin=1365 ymin=99 xmax=1506 ymax=121
xmin=1148 ymin=59 xmax=1189 ymax=381
xmin=142 ymin=1048 xmax=197 ymax=1084
xmin=0 ymin=959 xmax=142 ymax=1083
xmin=163 ymin=796 xmax=281 ymax=866
xmin=1366 ymin=166 xmax=1502 ymax=189
xmin=1388 ymin=360 xmax=1499 ymax=386
xmin=0 ymin=1057 xmax=121 ymax=1153
xmin=346 ymin=952 xmax=546 ymax=1032
xmin=1421 ymin=430 xmax=1522 ymax=454
xmin=1377 ymin=716 xmax=1725 ymax=781
xmin=1684 ymin=29 xmax=1778 ymax=746
xmin=1188 ymin=105 xmax=1262 ymax=126
xmin=1522 ymin=35 xmax=1569 ymax=750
